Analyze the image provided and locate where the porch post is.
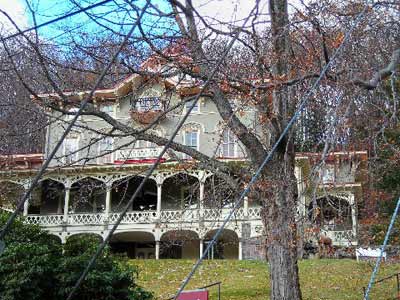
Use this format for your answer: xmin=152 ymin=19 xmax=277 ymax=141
xmin=155 ymin=240 xmax=160 ymax=260
xmin=63 ymin=187 xmax=70 ymax=224
xmin=243 ymin=196 xmax=249 ymax=218
xmin=105 ymin=185 xmax=112 ymax=221
xmin=199 ymin=239 xmax=204 ymax=258
xmin=199 ymin=181 xmax=205 ymax=218
xmin=157 ymin=183 xmax=162 ymax=217
xmin=349 ymin=193 xmax=357 ymax=238
xmin=22 ymin=181 xmax=30 ymax=216
xmin=23 ymin=197 xmax=29 ymax=216
xmin=238 ymin=239 xmax=243 ymax=260
xmin=199 ymin=171 xmax=206 ymax=219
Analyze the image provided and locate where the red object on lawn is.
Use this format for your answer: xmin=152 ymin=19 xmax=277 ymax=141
xmin=177 ymin=289 xmax=209 ymax=300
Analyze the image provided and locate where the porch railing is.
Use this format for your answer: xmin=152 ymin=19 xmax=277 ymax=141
xmin=25 ymin=214 xmax=64 ymax=226
xmin=109 ymin=211 xmax=158 ymax=224
xmin=24 ymin=207 xmax=263 ymax=227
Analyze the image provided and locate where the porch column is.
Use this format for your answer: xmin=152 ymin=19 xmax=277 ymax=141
xmin=157 ymin=183 xmax=162 ymax=217
xmin=63 ymin=187 xmax=70 ymax=224
xmin=155 ymin=240 xmax=160 ymax=260
xmin=238 ymin=239 xmax=243 ymax=260
xmin=243 ymin=196 xmax=249 ymax=219
xmin=349 ymin=193 xmax=357 ymax=238
xmin=199 ymin=177 xmax=205 ymax=219
xmin=23 ymin=196 xmax=29 ymax=216
xmin=295 ymin=166 xmax=306 ymax=218
xmin=105 ymin=185 xmax=112 ymax=221
xmin=22 ymin=182 xmax=30 ymax=216
xmin=199 ymin=239 xmax=204 ymax=258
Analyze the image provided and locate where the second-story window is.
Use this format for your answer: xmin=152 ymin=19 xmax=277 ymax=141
xmin=184 ymin=130 xmax=199 ymax=151
xmin=100 ymin=104 xmax=114 ymax=116
xmin=66 ymin=107 xmax=80 ymax=121
xmin=320 ymin=165 xmax=335 ymax=183
xmin=98 ymin=136 xmax=113 ymax=164
xmin=221 ymin=129 xmax=237 ymax=157
xmin=64 ymin=136 xmax=79 ymax=165
xmin=135 ymin=140 xmax=157 ymax=148
xmin=185 ymin=100 xmax=199 ymax=113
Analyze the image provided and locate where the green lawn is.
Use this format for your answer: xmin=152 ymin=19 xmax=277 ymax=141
xmin=132 ymin=259 xmax=400 ymax=300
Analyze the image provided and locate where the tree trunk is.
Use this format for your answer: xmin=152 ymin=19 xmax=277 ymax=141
xmin=260 ymin=159 xmax=302 ymax=300
xmin=261 ymin=1 xmax=302 ymax=299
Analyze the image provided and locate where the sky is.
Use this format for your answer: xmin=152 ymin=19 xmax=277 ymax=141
xmin=0 ymin=0 xmax=28 ymax=33
xmin=0 ymin=0 xmax=304 ymax=45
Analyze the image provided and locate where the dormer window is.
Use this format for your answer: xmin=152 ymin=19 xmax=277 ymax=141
xmin=129 ymin=97 xmax=166 ymax=124
xmin=133 ymin=97 xmax=162 ymax=112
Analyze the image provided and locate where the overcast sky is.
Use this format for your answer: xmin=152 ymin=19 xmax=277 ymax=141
xmin=0 ymin=0 xmax=28 ymax=33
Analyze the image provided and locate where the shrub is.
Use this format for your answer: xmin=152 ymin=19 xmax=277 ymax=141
xmin=0 ymin=212 xmax=152 ymax=300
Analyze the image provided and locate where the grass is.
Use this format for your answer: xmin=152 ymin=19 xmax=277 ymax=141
xmin=132 ymin=259 xmax=400 ymax=300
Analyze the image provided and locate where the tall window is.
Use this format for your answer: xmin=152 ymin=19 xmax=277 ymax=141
xmin=221 ymin=129 xmax=236 ymax=158
xmin=184 ymin=130 xmax=198 ymax=150
xmin=98 ymin=137 xmax=113 ymax=164
xmin=64 ymin=137 xmax=79 ymax=164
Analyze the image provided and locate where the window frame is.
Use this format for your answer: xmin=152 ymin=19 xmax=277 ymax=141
xmin=63 ymin=135 xmax=80 ymax=165
xmin=220 ymin=128 xmax=238 ymax=158
xmin=183 ymin=129 xmax=200 ymax=158
xmin=97 ymin=136 xmax=114 ymax=164
xmin=185 ymin=100 xmax=200 ymax=114
xmin=99 ymin=103 xmax=115 ymax=117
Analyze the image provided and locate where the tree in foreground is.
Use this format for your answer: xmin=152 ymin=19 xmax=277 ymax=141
xmin=0 ymin=212 xmax=152 ymax=300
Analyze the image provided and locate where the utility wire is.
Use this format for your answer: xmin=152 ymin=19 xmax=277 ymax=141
xmin=0 ymin=0 xmax=151 ymax=243
xmin=173 ymin=3 xmax=372 ymax=300
xmin=363 ymin=196 xmax=400 ymax=300
xmin=65 ymin=5 xmax=258 ymax=300
xmin=2 ymin=0 xmax=114 ymax=41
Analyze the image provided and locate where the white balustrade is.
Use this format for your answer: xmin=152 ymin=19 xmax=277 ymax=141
xmin=248 ymin=207 xmax=262 ymax=219
xmin=68 ymin=213 xmax=104 ymax=225
xmin=25 ymin=214 xmax=64 ymax=226
xmin=160 ymin=209 xmax=198 ymax=223
xmin=115 ymin=147 xmax=167 ymax=160
xmin=24 ymin=207 xmax=261 ymax=227
xmin=109 ymin=211 xmax=157 ymax=224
